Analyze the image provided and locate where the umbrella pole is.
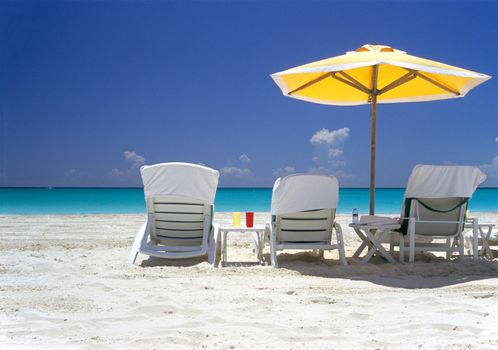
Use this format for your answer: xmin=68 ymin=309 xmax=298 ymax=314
xmin=369 ymin=94 xmax=377 ymax=215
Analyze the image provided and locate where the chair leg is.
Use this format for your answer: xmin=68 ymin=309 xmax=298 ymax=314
xmin=319 ymin=249 xmax=324 ymax=258
xmin=399 ymin=234 xmax=405 ymax=263
xmin=128 ymin=222 xmax=148 ymax=265
xmin=473 ymin=218 xmax=479 ymax=262
xmin=409 ymin=218 xmax=415 ymax=263
xmin=335 ymin=223 xmax=347 ymax=266
xmin=458 ymin=234 xmax=464 ymax=262
xmin=446 ymin=238 xmax=452 ymax=260
xmin=207 ymin=227 xmax=220 ymax=267
xmin=270 ymin=229 xmax=279 ymax=268
xmin=217 ymin=230 xmax=222 ymax=260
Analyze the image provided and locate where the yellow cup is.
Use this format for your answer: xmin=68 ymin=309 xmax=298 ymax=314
xmin=232 ymin=212 xmax=241 ymax=227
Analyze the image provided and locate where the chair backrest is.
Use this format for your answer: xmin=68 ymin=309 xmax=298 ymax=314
xmin=398 ymin=164 xmax=486 ymax=236
xmin=406 ymin=197 xmax=467 ymax=237
xmin=273 ymin=208 xmax=335 ymax=243
xmin=271 ymin=174 xmax=339 ymax=243
xmin=147 ymin=195 xmax=212 ymax=247
xmin=140 ymin=163 xmax=219 ymax=247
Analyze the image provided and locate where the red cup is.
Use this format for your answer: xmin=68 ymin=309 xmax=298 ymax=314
xmin=245 ymin=212 xmax=254 ymax=228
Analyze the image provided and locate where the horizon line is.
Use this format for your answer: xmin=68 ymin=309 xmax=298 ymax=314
xmin=1 ymin=186 xmax=497 ymax=190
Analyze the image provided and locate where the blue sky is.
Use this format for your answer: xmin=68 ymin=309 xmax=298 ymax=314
xmin=1 ymin=0 xmax=497 ymax=188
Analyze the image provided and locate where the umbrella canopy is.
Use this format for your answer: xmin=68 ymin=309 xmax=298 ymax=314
xmin=271 ymin=44 xmax=490 ymax=214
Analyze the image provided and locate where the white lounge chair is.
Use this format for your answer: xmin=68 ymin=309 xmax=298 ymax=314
xmin=269 ymin=174 xmax=347 ymax=268
xmin=128 ymin=162 xmax=220 ymax=266
xmin=393 ymin=164 xmax=486 ymax=263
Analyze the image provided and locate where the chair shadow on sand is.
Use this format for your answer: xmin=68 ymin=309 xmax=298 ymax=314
xmin=139 ymin=255 xmax=261 ymax=268
xmin=139 ymin=255 xmax=208 ymax=267
xmin=138 ymin=250 xmax=498 ymax=289
xmin=259 ymin=251 xmax=498 ymax=290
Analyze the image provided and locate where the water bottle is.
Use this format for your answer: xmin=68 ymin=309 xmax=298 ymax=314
xmin=352 ymin=208 xmax=359 ymax=224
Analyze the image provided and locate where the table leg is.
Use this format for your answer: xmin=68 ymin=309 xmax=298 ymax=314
xmin=257 ymin=231 xmax=263 ymax=264
xmin=360 ymin=231 xmax=379 ymax=263
xmin=472 ymin=219 xmax=479 ymax=261
xmin=356 ymin=228 xmax=381 ymax=264
xmin=352 ymin=228 xmax=370 ymax=261
xmin=366 ymin=230 xmax=396 ymax=264
xmin=252 ymin=231 xmax=262 ymax=264
xmin=481 ymin=226 xmax=493 ymax=259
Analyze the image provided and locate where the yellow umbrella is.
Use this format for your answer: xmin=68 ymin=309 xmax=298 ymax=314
xmin=271 ymin=44 xmax=490 ymax=214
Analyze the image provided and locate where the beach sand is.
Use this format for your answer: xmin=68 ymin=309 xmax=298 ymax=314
xmin=1 ymin=213 xmax=498 ymax=349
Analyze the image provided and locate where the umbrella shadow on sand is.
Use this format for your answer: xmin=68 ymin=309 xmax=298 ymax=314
xmin=261 ymin=251 xmax=498 ymax=289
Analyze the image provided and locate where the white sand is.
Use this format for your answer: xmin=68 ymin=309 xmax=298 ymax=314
xmin=1 ymin=213 xmax=498 ymax=349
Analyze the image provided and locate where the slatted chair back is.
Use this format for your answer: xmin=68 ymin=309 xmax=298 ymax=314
xmin=274 ymin=208 xmax=335 ymax=243
xmin=147 ymin=195 xmax=212 ymax=247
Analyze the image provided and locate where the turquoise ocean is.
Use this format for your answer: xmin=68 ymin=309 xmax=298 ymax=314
xmin=0 ymin=188 xmax=497 ymax=214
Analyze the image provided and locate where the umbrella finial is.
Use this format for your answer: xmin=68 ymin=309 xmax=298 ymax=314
xmin=355 ymin=44 xmax=401 ymax=53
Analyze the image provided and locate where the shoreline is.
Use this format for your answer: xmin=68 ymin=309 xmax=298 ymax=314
xmin=1 ymin=210 xmax=497 ymax=217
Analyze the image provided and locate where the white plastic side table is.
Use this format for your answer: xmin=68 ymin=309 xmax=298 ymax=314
xmin=219 ymin=225 xmax=269 ymax=265
xmin=350 ymin=223 xmax=402 ymax=264
xmin=464 ymin=220 xmax=495 ymax=259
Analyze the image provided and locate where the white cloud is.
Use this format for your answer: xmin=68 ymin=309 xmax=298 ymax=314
xmin=124 ymin=151 xmax=145 ymax=168
xmin=110 ymin=168 xmax=125 ymax=177
xmin=272 ymin=166 xmax=295 ymax=178
xmin=327 ymin=160 xmax=346 ymax=167
xmin=110 ymin=151 xmax=146 ymax=177
xmin=221 ymin=153 xmax=252 ymax=178
xmin=480 ymin=156 xmax=498 ymax=179
xmin=495 ymin=137 xmax=498 ymax=142
xmin=220 ymin=167 xmax=252 ymax=177
xmin=239 ymin=153 xmax=251 ymax=165
xmin=310 ymin=127 xmax=350 ymax=146
xmin=68 ymin=169 xmax=88 ymax=177
xmin=331 ymin=170 xmax=360 ymax=181
xmin=308 ymin=167 xmax=358 ymax=181
xmin=327 ymin=148 xmax=343 ymax=158
xmin=308 ymin=166 xmax=333 ymax=175
xmin=307 ymin=127 xmax=356 ymax=181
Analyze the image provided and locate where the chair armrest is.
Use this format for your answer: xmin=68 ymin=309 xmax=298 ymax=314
xmin=212 ymin=222 xmax=220 ymax=233
xmin=410 ymin=219 xmax=464 ymax=224
xmin=128 ymin=218 xmax=151 ymax=265
xmin=207 ymin=223 xmax=221 ymax=266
